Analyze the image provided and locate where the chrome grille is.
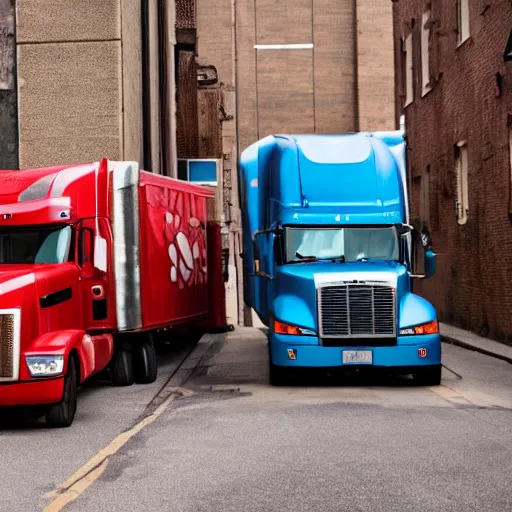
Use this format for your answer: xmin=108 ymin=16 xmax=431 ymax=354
xmin=0 ymin=313 xmax=15 ymax=378
xmin=0 ymin=310 xmax=20 ymax=381
xmin=318 ymin=283 xmax=396 ymax=338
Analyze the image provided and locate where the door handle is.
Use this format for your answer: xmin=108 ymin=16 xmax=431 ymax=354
xmin=91 ymin=285 xmax=105 ymax=300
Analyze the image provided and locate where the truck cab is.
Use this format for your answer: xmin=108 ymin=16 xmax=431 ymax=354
xmin=239 ymin=132 xmax=441 ymax=386
xmin=0 ymin=158 xmax=217 ymax=427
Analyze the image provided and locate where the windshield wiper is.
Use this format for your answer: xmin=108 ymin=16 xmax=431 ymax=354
xmin=295 ymin=252 xmax=316 ymax=260
xmin=294 ymin=252 xmax=346 ymax=263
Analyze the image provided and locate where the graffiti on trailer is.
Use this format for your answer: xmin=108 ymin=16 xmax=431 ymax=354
xmin=147 ymin=187 xmax=207 ymax=289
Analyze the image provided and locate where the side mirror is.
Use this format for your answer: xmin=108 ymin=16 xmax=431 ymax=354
xmin=251 ymin=230 xmax=275 ymax=280
xmin=252 ymin=239 xmax=261 ymax=272
xmin=424 ymin=249 xmax=436 ymax=279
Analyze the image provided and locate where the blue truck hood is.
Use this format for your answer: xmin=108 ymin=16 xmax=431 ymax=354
xmin=273 ymin=260 xmax=410 ymax=332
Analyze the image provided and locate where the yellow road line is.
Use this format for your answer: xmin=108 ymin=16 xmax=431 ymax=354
xmin=43 ymin=388 xmax=193 ymax=511
xmin=44 ymin=460 xmax=109 ymax=512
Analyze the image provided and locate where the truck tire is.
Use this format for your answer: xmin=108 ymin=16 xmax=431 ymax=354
xmin=269 ymin=362 xmax=287 ymax=386
xmin=134 ymin=338 xmax=158 ymax=384
xmin=111 ymin=348 xmax=135 ymax=386
xmin=414 ymin=364 xmax=442 ymax=386
xmin=45 ymin=356 xmax=78 ymax=428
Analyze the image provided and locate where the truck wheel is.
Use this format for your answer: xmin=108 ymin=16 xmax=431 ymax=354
xmin=269 ymin=362 xmax=287 ymax=387
xmin=414 ymin=364 xmax=442 ymax=386
xmin=111 ymin=348 xmax=135 ymax=386
xmin=134 ymin=338 xmax=158 ymax=384
xmin=45 ymin=356 xmax=78 ymax=428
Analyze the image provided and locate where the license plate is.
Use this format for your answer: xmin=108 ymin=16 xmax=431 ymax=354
xmin=342 ymin=350 xmax=373 ymax=365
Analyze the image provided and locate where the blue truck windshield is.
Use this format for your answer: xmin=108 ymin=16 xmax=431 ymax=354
xmin=286 ymin=227 xmax=399 ymax=263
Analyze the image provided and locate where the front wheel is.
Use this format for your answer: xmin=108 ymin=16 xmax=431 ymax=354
xmin=45 ymin=356 xmax=78 ymax=428
xmin=269 ymin=361 xmax=288 ymax=386
xmin=413 ymin=364 xmax=442 ymax=386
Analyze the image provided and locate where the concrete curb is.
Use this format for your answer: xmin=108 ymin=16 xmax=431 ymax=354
xmin=441 ymin=335 xmax=512 ymax=365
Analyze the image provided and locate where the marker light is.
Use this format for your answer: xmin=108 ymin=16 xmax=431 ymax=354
xmin=274 ymin=320 xmax=314 ymax=336
xmin=400 ymin=320 xmax=439 ymax=336
xmin=26 ymin=355 xmax=64 ymax=377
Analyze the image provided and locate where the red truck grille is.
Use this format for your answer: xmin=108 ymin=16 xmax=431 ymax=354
xmin=0 ymin=313 xmax=15 ymax=379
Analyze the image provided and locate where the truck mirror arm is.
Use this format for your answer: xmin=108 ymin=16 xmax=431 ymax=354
xmin=252 ymin=226 xmax=282 ymax=242
xmin=249 ymin=270 xmax=275 ymax=280
xmin=251 ymin=259 xmax=275 ymax=280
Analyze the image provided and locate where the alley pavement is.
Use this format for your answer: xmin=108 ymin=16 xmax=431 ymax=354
xmin=0 ymin=338 xmax=196 ymax=512
xmin=42 ymin=327 xmax=512 ymax=512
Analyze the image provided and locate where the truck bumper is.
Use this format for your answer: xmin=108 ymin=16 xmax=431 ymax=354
xmin=269 ymin=333 xmax=441 ymax=368
xmin=0 ymin=377 xmax=64 ymax=407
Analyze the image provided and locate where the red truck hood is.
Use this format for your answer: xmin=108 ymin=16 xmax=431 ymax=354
xmin=0 ymin=265 xmax=65 ymax=293
xmin=0 ymin=264 xmax=79 ymax=345
xmin=0 ymin=267 xmax=39 ymax=300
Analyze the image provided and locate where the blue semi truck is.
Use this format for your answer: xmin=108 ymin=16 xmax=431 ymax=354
xmin=239 ymin=131 xmax=441 ymax=386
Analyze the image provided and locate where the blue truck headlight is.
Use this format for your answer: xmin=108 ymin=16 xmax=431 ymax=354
xmin=26 ymin=355 xmax=65 ymax=377
xmin=400 ymin=320 xmax=439 ymax=336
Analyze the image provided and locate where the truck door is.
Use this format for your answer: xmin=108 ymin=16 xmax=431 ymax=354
xmin=254 ymin=232 xmax=276 ymax=324
xmin=76 ymin=218 xmax=116 ymax=333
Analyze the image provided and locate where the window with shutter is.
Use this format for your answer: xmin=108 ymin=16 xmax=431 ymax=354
xmin=421 ymin=11 xmax=432 ymax=96
xmin=455 ymin=142 xmax=469 ymax=225
xmin=404 ymin=33 xmax=413 ymax=106
xmin=457 ymin=0 xmax=470 ymax=46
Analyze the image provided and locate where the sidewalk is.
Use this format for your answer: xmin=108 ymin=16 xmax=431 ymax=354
xmin=440 ymin=323 xmax=512 ymax=364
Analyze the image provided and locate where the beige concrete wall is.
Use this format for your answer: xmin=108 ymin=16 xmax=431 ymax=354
xmin=256 ymin=0 xmax=312 ymax=45
xmin=235 ymin=0 xmax=258 ymax=153
xmin=235 ymin=0 xmax=361 ymax=151
xmin=16 ymin=0 xmax=144 ymax=169
xmin=356 ymin=0 xmax=395 ymax=131
xmin=17 ymin=41 xmax=122 ymax=168
xmin=257 ymin=50 xmax=314 ymax=136
xmin=314 ymin=0 xmax=357 ymax=133
xmin=197 ymin=0 xmax=233 ymax=87
xmin=121 ymin=0 xmax=144 ymax=164
xmin=16 ymin=0 xmax=121 ymax=43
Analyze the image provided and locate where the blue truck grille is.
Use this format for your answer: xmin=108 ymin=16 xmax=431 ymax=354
xmin=317 ymin=284 xmax=396 ymax=338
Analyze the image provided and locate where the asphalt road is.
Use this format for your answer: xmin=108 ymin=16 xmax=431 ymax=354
xmin=0 ymin=338 xmax=196 ymax=512
xmin=3 ymin=329 xmax=512 ymax=511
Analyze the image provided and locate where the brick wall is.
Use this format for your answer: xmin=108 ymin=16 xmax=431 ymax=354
xmin=194 ymin=0 xmax=397 ymax=325
xmin=176 ymin=0 xmax=195 ymax=28
xmin=236 ymin=0 xmax=395 ymax=152
xmin=356 ymin=0 xmax=395 ymax=132
xmin=393 ymin=0 xmax=512 ymax=341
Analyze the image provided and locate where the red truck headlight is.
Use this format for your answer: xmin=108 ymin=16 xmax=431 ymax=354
xmin=26 ymin=355 xmax=64 ymax=377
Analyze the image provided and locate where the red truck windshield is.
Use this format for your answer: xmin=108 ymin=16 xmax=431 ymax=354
xmin=0 ymin=225 xmax=73 ymax=264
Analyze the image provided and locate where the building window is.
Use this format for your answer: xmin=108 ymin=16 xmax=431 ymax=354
xmin=404 ymin=33 xmax=414 ymax=106
xmin=421 ymin=11 xmax=431 ymax=96
xmin=457 ymin=0 xmax=470 ymax=46
xmin=178 ymin=159 xmax=219 ymax=185
xmin=455 ymin=142 xmax=469 ymax=225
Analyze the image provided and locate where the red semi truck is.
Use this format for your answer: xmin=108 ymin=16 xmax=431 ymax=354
xmin=0 ymin=158 xmax=220 ymax=427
